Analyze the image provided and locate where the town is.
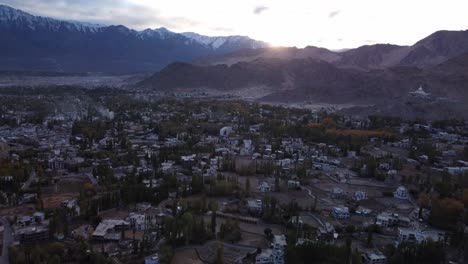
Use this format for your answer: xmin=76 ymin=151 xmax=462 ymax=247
xmin=0 ymin=87 xmax=467 ymax=264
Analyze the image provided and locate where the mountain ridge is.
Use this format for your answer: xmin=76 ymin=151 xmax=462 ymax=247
xmin=196 ymin=29 xmax=468 ymax=71
xmin=0 ymin=4 xmax=268 ymax=73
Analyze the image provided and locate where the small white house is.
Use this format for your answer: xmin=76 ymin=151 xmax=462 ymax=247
xmin=394 ymin=186 xmax=409 ymax=200
xmin=219 ymin=126 xmax=233 ymax=137
xmin=258 ymin=182 xmax=271 ymax=193
xmin=332 ymin=206 xmax=350 ymax=219
xmin=353 ymin=191 xmax=367 ymax=201
xmin=145 ymin=254 xmax=159 ymax=264
xmin=362 ymin=250 xmax=386 ymax=264
xmin=247 ymin=199 xmax=263 ymax=214
xmin=287 ymin=180 xmax=300 ymax=189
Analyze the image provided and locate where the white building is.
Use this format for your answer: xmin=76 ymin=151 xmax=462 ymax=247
xmin=256 ymin=249 xmax=274 ymax=264
xmin=256 ymin=235 xmax=287 ymax=264
xmin=353 ymin=191 xmax=367 ymax=201
xmin=92 ymin=219 xmax=130 ymax=241
xmin=258 ymin=182 xmax=271 ymax=193
xmin=410 ymin=86 xmax=430 ymax=97
xmin=375 ymin=212 xmax=410 ymax=228
xmin=220 ymin=126 xmax=233 ymax=137
xmin=394 ymin=186 xmax=409 ymax=200
xmin=127 ymin=213 xmax=147 ymax=231
xmin=145 ymin=253 xmax=159 ymax=264
xmin=446 ymin=167 xmax=468 ymax=175
xmin=362 ymin=251 xmax=386 ymax=264
xmin=287 ymin=180 xmax=300 ymax=189
xmin=332 ymin=206 xmax=350 ymax=219
xmin=241 ymin=139 xmax=254 ymax=155
xmin=247 ymin=199 xmax=263 ymax=214
xmin=397 ymin=228 xmax=445 ymax=244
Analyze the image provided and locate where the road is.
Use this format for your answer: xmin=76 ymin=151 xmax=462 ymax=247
xmin=301 ymin=186 xmax=332 ymax=205
xmin=1 ymin=218 xmax=13 ymax=264
xmin=304 ymin=212 xmax=325 ymax=227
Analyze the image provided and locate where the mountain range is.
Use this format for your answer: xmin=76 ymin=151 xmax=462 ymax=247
xmin=1 ymin=4 xmax=468 ymax=119
xmin=194 ymin=29 xmax=468 ymax=70
xmin=0 ymin=4 xmax=267 ymax=73
xmin=139 ymin=30 xmax=468 ymax=119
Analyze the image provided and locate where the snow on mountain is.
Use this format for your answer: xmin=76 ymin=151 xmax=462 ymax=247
xmin=136 ymin=27 xmax=177 ymax=40
xmin=0 ymin=4 xmax=104 ymax=33
xmin=0 ymin=4 xmax=268 ymax=73
xmin=0 ymin=4 xmax=267 ymax=49
xmin=182 ymin=32 xmax=268 ymax=50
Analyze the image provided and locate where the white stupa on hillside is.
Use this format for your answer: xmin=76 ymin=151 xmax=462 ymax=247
xmin=410 ymin=85 xmax=430 ymax=97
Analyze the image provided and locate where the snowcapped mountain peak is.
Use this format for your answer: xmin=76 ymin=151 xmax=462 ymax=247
xmin=137 ymin=27 xmax=176 ymax=40
xmin=0 ymin=4 xmax=104 ymax=33
xmin=0 ymin=4 xmax=33 ymax=21
xmin=181 ymin=32 xmax=268 ymax=50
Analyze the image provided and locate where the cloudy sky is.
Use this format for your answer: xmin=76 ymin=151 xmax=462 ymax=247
xmin=1 ymin=0 xmax=468 ymax=49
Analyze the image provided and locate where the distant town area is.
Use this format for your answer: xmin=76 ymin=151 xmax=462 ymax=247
xmin=0 ymin=87 xmax=467 ymax=264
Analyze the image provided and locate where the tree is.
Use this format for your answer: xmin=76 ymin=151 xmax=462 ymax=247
xmin=285 ymin=241 xmax=352 ymax=264
xmin=275 ymin=175 xmax=280 ymax=192
xmin=210 ymin=202 xmax=218 ymax=235
xmin=367 ymin=229 xmax=373 ymax=247
xmin=215 ymin=243 xmax=224 ymax=264
xmin=462 ymin=189 xmax=468 ymax=208
xmin=430 ymin=198 xmax=464 ymax=230
xmin=181 ymin=212 xmax=194 ymax=245
xmin=264 ymin=228 xmax=274 ymax=241
xmin=219 ymin=219 xmax=241 ymax=242
xmin=387 ymin=241 xmax=445 ymax=264
xmin=351 ymin=248 xmax=362 ymax=264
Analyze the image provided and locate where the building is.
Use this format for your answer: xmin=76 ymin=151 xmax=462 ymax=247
xmin=258 ymin=182 xmax=271 ymax=193
xmin=220 ymin=126 xmax=233 ymax=137
xmin=397 ymin=228 xmax=445 ymax=244
xmin=145 ymin=253 xmax=159 ymax=264
xmin=316 ymin=222 xmax=335 ymax=241
xmin=62 ymin=199 xmax=81 ymax=216
xmin=332 ymin=206 xmax=350 ymax=219
xmin=271 ymin=235 xmax=287 ymax=264
xmin=287 ymin=180 xmax=300 ymax=189
xmin=356 ymin=206 xmax=372 ymax=216
xmin=127 ymin=213 xmax=147 ymax=231
xmin=410 ymin=86 xmax=430 ymax=97
xmin=92 ymin=219 xmax=130 ymax=241
xmin=394 ymin=186 xmax=409 ymax=200
xmin=362 ymin=251 xmax=386 ymax=264
xmin=257 ymin=235 xmax=287 ymax=264
xmin=256 ymin=249 xmax=273 ymax=264
xmin=247 ymin=199 xmax=263 ymax=214
xmin=15 ymin=224 xmax=49 ymax=244
xmin=375 ymin=212 xmax=410 ymax=228
xmin=397 ymin=228 xmax=425 ymax=243
xmin=331 ymin=187 xmax=345 ymax=198
xmin=48 ymin=157 xmax=64 ymax=170
xmin=446 ymin=167 xmax=468 ymax=175
xmin=353 ymin=191 xmax=368 ymax=201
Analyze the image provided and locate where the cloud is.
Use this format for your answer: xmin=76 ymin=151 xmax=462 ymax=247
xmin=328 ymin=10 xmax=340 ymax=18
xmin=211 ymin=26 xmax=235 ymax=33
xmin=0 ymin=0 xmax=199 ymax=30
xmin=253 ymin=5 xmax=268 ymax=15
